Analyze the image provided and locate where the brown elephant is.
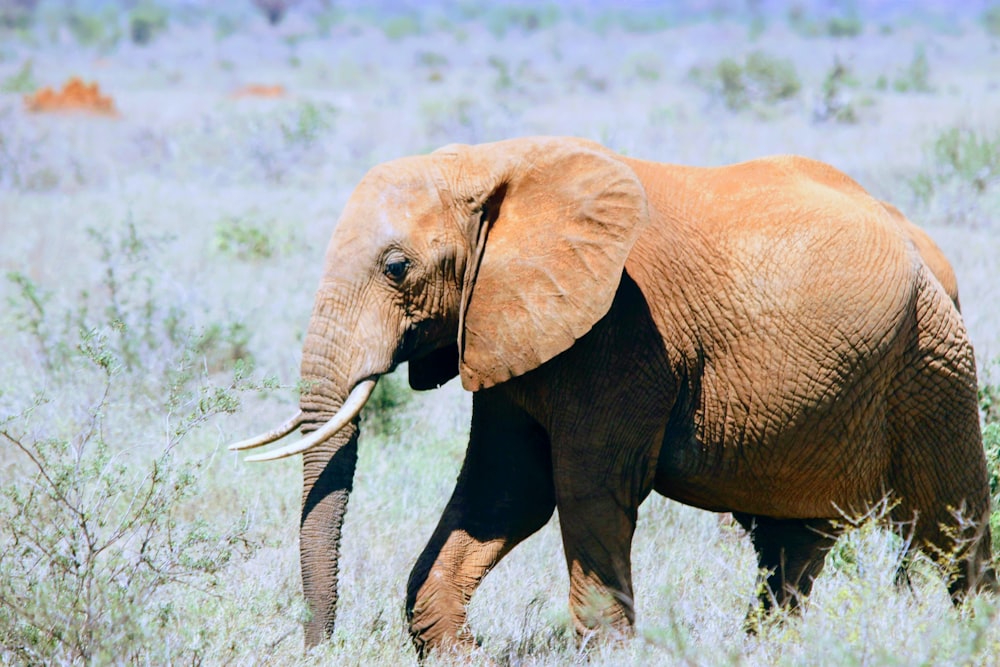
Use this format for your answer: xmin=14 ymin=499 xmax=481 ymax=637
xmin=229 ymin=136 xmax=994 ymax=655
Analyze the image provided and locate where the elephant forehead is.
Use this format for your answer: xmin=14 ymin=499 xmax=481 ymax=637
xmin=332 ymin=174 xmax=436 ymax=245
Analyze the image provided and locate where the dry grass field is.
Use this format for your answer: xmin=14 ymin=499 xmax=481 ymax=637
xmin=2 ymin=1 xmax=1000 ymax=664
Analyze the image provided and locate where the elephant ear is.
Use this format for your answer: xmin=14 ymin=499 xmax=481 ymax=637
xmin=456 ymin=138 xmax=650 ymax=391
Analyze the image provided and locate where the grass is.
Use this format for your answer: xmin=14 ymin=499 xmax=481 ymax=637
xmin=2 ymin=2 xmax=1000 ymax=664
xmin=908 ymin=124 xmax=1000 ymax=226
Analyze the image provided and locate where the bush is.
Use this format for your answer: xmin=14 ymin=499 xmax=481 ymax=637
xmin=813 ymin=59 xmax=861 ymax=123
xmin=380 ymin=14 xmax=422 ymax=40
xmin=984 ymin=423 xmax=1000 ymax=552
xmin=252 ymin=0 xmax=293 ymax=26
xmin=591 ymin=9 xmax=673 ymax=35
xmin=982 ymin=4 xmax=1000 ymax=37
xmin=787 ymin=6 xmax=863 ymax=38
xmin=930 ymin=126 xmax=1000 ymax=193
xmin=892 ymin=46 xmax=932 ymax=93
xmin=826 ymin=14 xmax=863 ymax=38
xmin=0 ymin=221 xmax=274 ymax=663
xmin=5 ymin=218 xmax=254 ymax=389
xmin=0 ymin=59 xmax=35 ymax=93
xmin=699 ymin=50 xmax=801 ymax=112
xmin=362 ymin=368 xmax=413 ymax=437
xmin=214 ymin=216 xmax=278 ymax=260
xmin=129 ymin=2 xmax=168 ymax=46
xmin=280 ymin=101 xmax=337 ymax=147
xmin=0 ymin=0 xmax=37 ymax=30
xmin=481 ymin=5 xmax=561 ymax=38
xmin=66 ymin=8 xmax=121 ymax=50
xmin=0 ymin=385 xmax=254 ymax=663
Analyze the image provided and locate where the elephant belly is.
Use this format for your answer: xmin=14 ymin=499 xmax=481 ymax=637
xmin=653 ymin=387 xmax=894 ymax=519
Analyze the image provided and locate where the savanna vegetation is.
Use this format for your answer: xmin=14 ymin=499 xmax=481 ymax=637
xmin=2 ymin=1 xmax=1000 ymax=664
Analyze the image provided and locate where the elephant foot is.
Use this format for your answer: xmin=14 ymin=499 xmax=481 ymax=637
xmin=410 ymin=619 xmax=479 ymax=660
xmin=568 ymin=587 xmax=635 ymax=651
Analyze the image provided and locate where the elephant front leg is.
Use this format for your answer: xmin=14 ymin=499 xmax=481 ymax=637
xmin=550 ymin=421 xmax=660 ymax=642
xmin=557 ymin=487 xmax=641 ymax=640
xmin=406 ymin=389 xmax=556 ymax=657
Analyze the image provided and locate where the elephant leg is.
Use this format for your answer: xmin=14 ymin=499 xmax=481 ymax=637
xmin=551 ymin=426 xmax=660 ymax=640
xmin=890 ymin=478 xmax=996 ymax=600
xmin=406 ymin=388 xmax=555 ymax=658
xmin=733 ymin=513 xmax=840 ymax=612
xmin=556 ymin=485 xmax=641 ymax=640
xmin=887 ymin=277 xmax=997 ymax=599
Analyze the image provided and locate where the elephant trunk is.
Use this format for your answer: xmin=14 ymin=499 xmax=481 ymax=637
xmin=299 ymin=425 xmax=358 ymax=648
xmin=233 ymin=281 xmax=393 ymax=647
xmin=295 ymin=302 xmax=370 ymax=648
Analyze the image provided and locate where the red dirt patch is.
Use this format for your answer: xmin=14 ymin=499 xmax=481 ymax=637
xmin=25 ymin=77 xmax=118 ymax=116
xmin=231 ymin=84 xmax=287 ymax=98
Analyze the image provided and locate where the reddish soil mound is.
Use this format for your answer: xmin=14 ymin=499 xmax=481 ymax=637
xmin=25 ymin=77 xmax=118 ymax=115
xmin=231 ymin=84 xmax=287 ymax=98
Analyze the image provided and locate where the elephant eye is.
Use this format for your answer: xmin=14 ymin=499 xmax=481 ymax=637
xmin=383 ymin=258 xmax=409 ymax=282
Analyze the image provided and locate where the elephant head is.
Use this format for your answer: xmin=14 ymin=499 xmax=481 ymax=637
xmin=228 ymin=137 xmax=650 ymax=647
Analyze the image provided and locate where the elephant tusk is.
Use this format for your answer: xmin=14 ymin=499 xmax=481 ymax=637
xmin=243 ymin=379 xmax=377 ymax=463
xmin=227 ymin=410 xmax=305 ymax=451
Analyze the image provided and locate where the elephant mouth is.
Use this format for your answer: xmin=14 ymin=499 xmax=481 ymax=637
xmin=228 ymin=377 xmax=378 ymax=462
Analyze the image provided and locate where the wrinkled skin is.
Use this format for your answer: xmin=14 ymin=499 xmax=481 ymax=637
xmin=240 ymin=137 xmax=994 ymax=654
xmin=880 ymin=200 xmax=960 ymax=310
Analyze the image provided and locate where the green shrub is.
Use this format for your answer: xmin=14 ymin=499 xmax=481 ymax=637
xmin=380 ymin=14 xmax=422 ymax=40
xmin=591 ymin=9 xmax=673 ymax=35
xmin=787 ymin=6 xmax=862 ymax=38
xmin=417 ymin=51 xmax=449 ymax=68
xmin=129 ymin=2 xmax=168 ymax=45
xmin=635 ymin=62 xmax=661 ymax=82
xmin=932 ymin=126 xmax=1000 ymax=193
xmin=814 ymin=59 xmax=860 ymax=123
xmin=0 ymin=0 xmax=37 ymax=30
xmin=362 ymin=368 xmax=413 ymax=437
xmin=909 ymin=125 xmax=1000 ymax=204
xmin=701 ymin=50 xmax=801 ymax=112
xmin=66 ymin=8 xmax=121 ymax=49
xmin=786 ymin=4 xmax=818 ymax=36
xmin=982 ymin=377 xmax=1000 ymax=426
xmin=0 ymin=387 xmax=255 ymax=663
xmin=984 ymin=423 xmax=1000 ymax=552
xmin=0 ymin=220 xmax=276 ymax=663
xmin=826 ymin=14 xmax=863 ymax=37
xmin=6 ymin=218 xmax=254 ymax=383
xmin=214 ymin=216 xmax=277 ymax=260
xmin=0 ymin=58 xmax=35 ymax=93
xmin=482 ymin=5 xmax=561 ymax=38
xmin=213 ymin=13 xmax=242 ymax=40
xmin=892 ymin=46 xmax=932 ymax=93
xmin=280 ymin=101 xmax=337 ymax=147
xmin=982 ymin=4 xmax=1000 ymax=36
xmin=252 ymin=0 xmax=291 ymax=26
xmin=488 ymin=55 xmax=513 ymax=91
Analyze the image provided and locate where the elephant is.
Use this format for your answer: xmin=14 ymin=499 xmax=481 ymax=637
xmin=228 ymin=136 xmax=995 ymax=655
xmin=880 ymin=200 xmax=960 ymax=310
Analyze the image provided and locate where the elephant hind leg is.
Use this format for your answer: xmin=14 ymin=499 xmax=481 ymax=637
xmin=886 ymin=272 xmax=996 ymax=599
xmin=889 ymin=497 xmax=997 ymax=601
xmin=733 ymin=513 xmax=841 ymax=612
